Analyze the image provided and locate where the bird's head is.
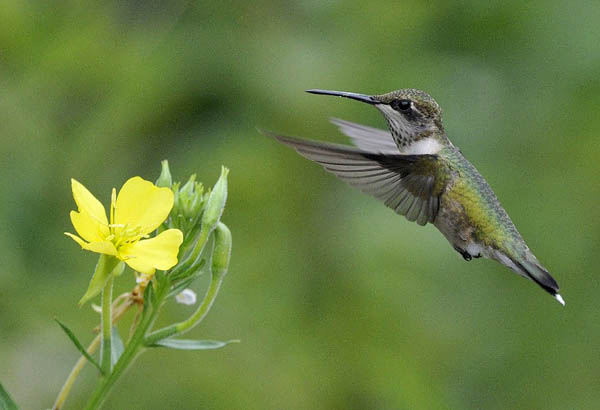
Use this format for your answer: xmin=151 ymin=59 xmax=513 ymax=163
xmin=307 ymin=88 xmax=446 ymax=150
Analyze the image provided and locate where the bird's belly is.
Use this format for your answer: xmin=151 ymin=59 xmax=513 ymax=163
xmin=434 ymin=195 xmax=489 ymax=258
xmin=434 ymin=204 xmax=471 ymax=247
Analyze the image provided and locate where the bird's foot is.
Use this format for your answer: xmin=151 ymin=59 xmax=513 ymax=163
xmin=454 ymin=246 xmax=472 ymax=261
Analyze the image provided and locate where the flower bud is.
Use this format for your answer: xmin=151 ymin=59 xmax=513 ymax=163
xmin=156 ymin=160 xmax=173 ymax=188
xmin=175 ymin=289 xmax=197 ymax=305
xmin=201 ymin=166 xmax=229 ymax=233
xmin=211 ymin=222 xmax=231 ymax=281
xmin=169 ymin=174 xmax=207 ymax=235
xmin=178 ymin=174 xmax=198 ymax=218
xmin=180 ymin=174 xmax=197 ymax=198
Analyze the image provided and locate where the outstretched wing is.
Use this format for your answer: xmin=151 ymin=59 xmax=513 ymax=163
xmin=266 ymin=132 xmax=449 ymax=226
xmin=330 ymin=118 xmax=399 ymax=153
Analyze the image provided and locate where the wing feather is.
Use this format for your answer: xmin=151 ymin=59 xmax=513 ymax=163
xmin=330 ymin=118 xmax=399 ymax=153
xmin=266 ymin=132 xmax=448 ymax=226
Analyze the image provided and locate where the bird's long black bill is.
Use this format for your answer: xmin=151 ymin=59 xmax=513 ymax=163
xmin=306 ymin=89 xmax=379 ymax=105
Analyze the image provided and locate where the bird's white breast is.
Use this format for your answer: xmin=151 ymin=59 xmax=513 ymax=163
xmin=402 ymin=137 xmax=443 ymax=155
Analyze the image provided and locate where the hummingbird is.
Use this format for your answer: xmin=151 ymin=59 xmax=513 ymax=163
xmin=266 ymin=88 xmax=564 ymax=305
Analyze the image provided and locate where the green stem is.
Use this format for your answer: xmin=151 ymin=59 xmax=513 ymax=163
xmin=100 ymin=277 xmax=113 ymax=374
xmin=145 ymin=222 xmax=231 ymax=346
xmin=82 ymin=337 xmax=142 ymax=410
xmin=52 ymin=335 xmax=101 ymax=410
xmin=144 ymin=274 xmax=223 ymax=345
xmin=175 ymin=274 xmax=222 ymax=334
xmin=83 ymin=293 xmax=161 ymax=410
xmin=169 ymin=226 xmax=211 ymax=278
xmin=53 ymin=296 xmax=134 ymax=410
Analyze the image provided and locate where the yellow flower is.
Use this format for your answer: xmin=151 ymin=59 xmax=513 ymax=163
xmin=66 ymin=177 xmax=183 ymax=275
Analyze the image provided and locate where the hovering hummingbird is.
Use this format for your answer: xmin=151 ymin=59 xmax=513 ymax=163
xmin=266 ymin=88 xmax=564 ymax=305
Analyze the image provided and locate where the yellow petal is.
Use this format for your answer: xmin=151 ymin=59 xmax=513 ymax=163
xmin=114 ymin=177 xmax=174 ymax=235
xmin=65 ymin=233 xmax=118 ymax=256
xmin=71 ymin=179 xmax=109 ymax=229
xmin=119 ymin=229 xmax=183 ymax=274
xmin=65 ymin=232 xmax=88 ymax=247
xmin=83 ymin=241 xmax=119 ymax=256
xmin=70 ymin=210 xmax=108 ymax=243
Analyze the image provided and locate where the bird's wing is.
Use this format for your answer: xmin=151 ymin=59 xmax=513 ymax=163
xmin=330 ymin=118 xmax=399 ymax=153
xmin=266 ymin=132 xmax=449 ymax=226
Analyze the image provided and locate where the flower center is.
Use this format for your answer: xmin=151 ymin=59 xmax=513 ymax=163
xmin=107 ymin=224 xmax=147 ymax=247
xmin=103 ymin=187 xmax=148 ymax=248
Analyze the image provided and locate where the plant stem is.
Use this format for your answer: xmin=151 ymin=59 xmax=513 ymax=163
xmin=175 ymin=274 xmax=222 ymax=334
xmin=169 ymin=226 xmax=211 ymax=278
xmin=52 ymin=336 xmax=100 ymax=410
xmin=144 ymin=273 xmax=223 ymax=345
xmin=128 ymin=304 xmax=143 ymax=342
xmin=82 ymin=288 xmax=164 ymax=410
xmin=145 ymin=223 xmax=230 ymax=345
xmin=52 ymin=297 xmax=134 ymax=410
xmin=100 ymin=277 xmax=113 ymax=374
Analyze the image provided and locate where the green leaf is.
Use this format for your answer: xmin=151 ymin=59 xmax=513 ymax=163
xmin=112 ymin=260 xmax=125 ymax=277
xmin=143 ymin=281 xmax=155 ymax=306
xmin=167 ymin=271 xmax=204 ymax=298
xmin=54 ymin=318 xmax=103 ymax=374
xmin=139 ymin=284 xmax=155 ymax=323
xmin=79 ymin=255 xmax=122 ymax=305
xmin=149 ymin=283 xmax=157 ymax=308
xmin=154 ymin=270 xmax=166 ymax=286
xmin=153 ymin=270 xmax=170 ymax=300
xmin=169 ymin=258 xmax=206 ymax=283
xmin=0 ymin=382 xmax=19 ymax=410
xmin=151 ymin=338 xmax=239 ymax=350
xmin=111 ymin=326 xmax=124 ymax=367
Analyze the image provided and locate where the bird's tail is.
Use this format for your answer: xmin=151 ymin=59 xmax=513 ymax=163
xmin=493 ymin=249 xmax=564 ymax=305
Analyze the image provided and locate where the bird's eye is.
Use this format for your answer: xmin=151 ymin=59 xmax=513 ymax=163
xmin=391 ymin=99 xmax=412 ymax=111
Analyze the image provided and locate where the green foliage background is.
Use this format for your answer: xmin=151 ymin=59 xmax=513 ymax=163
xmin=1 ymin=1 xmax=599 ymax=409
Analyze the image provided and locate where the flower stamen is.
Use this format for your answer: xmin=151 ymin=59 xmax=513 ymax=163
xmin=110 ymin=188 xmax=117 ymax=227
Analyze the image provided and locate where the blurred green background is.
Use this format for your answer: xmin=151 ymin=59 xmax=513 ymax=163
xmin=1 ymin=1 xmax=599 ymax=409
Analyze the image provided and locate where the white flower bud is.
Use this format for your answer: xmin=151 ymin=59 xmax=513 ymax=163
xmin=175 ymin=289 xmax=197 ymax=305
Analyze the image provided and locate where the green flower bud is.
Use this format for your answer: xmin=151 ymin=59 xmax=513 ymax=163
xmin=156 ymin=160 xmax=173 ymax=188
xmin=171 ymin=181 xmax=181 ymax=212
xmin=201 ymin=166 xmax=229 ymax=232
xmin=178 ymin=174 xmax=196 ymax=218
xmin=180 ymin=174 xmax=197 ymax=197
xmin=168 ymin=173 xmax=208 ymax=235
xmin=163 ymin=168 xmax=230 ymax=284
xmin=211 ymin=222 xmax=231 ymax=281
xmin=177 ymin=175 xmax=206 ymax=218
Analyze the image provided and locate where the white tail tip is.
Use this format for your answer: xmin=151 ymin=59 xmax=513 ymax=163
xmin=554 ymin=294 xmax=565 ymax=306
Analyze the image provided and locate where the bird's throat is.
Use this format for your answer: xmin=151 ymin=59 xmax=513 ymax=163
xmin=398 ymin=136 xmax=444 ymax=155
